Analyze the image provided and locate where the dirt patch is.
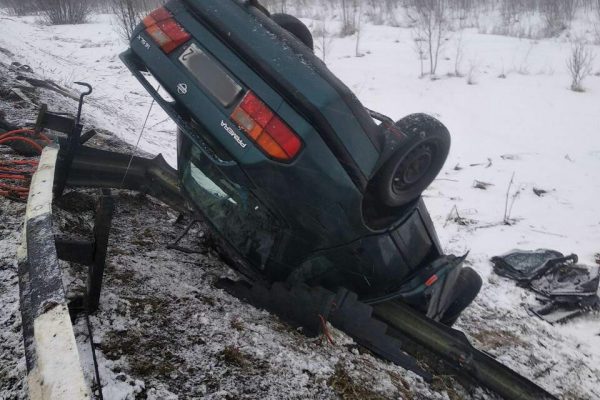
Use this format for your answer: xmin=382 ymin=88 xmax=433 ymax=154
xmin=55 ymin=190 xmax=96 ymax=213
xmin=471 ymin=329 xmax=528 ymax=351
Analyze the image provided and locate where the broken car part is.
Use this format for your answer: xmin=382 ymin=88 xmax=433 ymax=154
xmin=491 ymin=249 xmax=578 ymax=285
xmin=492 ymin=249 xmax=600 ymax=324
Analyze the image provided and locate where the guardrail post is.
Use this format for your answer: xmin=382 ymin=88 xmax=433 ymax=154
xmin=86 ymin=193 xmax=114 ymax=313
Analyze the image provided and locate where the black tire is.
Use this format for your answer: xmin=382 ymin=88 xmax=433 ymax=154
xmin=375 ymin=113 xmax=451 ymax=207
xmin=441 ymin=267 xmax=482 ymax=327
xmin=271 ymin=13 xmax=314 ymax=51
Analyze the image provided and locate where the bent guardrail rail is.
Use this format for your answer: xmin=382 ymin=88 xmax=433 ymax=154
xmin=62 ymin=141 xmax=187 ymax=213
xmin=17 ymin=144 xmax=90 ymax=400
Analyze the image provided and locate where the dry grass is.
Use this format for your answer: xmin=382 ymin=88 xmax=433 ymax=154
xmin=431 ymin=375 xmax=463 ymax=400
xmin=100 ymin=329 xmax=183 ymax=379
xmin=230 ymin=316 xmax=245 ymax=332
xmin=387 ymin=371 xmax=414 ymax=400
xmin=328 ymin=363 xmax=388 ymax=400
xmin=219 ymin=346 xmax=250 ymax=369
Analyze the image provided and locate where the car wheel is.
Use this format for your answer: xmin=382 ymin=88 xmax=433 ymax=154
xmin=440 ymin=267 xmax=482 ymax=327
xmin=375 ymin=113 xmax=450 ymax=207
xmin=271 ymin=13 xmax=314 ymax=51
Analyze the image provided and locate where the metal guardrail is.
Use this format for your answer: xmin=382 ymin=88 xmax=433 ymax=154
xmin=17 ymin=144 xmax=91 ymax=400
xmin=221 ymin=279 xmax=559 ymax=400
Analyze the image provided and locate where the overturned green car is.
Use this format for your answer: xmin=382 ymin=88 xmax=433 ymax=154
xmin=121 ymin=0 xmax=481 ymax=324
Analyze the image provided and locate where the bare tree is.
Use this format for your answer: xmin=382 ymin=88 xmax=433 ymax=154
xmin=354 ymin=0 xmax=364 ymax=57
xmin=567 ymin=41 xmax=595 ymax=92
xmin=111 ymin=0 xmax=152 ymax=41
xmin=36 ymin=0 xmax=91 ymax=24
xmin=410 ymin=0 xmax=449 ymax=76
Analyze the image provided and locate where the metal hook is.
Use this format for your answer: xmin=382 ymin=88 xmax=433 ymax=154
xmin=73 ymin=82 xmax=92 ymax=126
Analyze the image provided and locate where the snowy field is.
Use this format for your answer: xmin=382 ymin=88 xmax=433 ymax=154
xmin=1 ymin=4 xmax=600 ymax=400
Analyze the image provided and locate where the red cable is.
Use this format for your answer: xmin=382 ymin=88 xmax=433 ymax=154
xmin=0 ymin=165 xmax=35 ymax=171
xmin=0 ymin=129 xmax=36 ymax=141
xmin=0 ymin=130 xmax=41 ymax=202
xmin=0 ymin=183 xmax=29 ymax=192
xmin=318 ymin=314 xmax=335 ymax=345
xmin=0 ymin=166 xmax=36 ymax=177
xmin=0 ymin=137 xmax=43 ymax=153
xmin=0 ymin=173 xmax=28 ymax=180
xmin=0 ymin=160 xmax=38 ymax=166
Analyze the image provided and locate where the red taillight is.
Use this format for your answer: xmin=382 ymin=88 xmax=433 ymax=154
xmin=231 ymin=92 xmax=302 ymax=161
xmin=143 ymin=7 xmax=190 ymax=54
xmin=143 ymin=7 xmax=171 ymax=27
xmin=425 ymin=275 xmax=439 ymax=287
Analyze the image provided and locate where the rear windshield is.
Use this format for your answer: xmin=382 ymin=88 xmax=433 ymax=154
xmin=182 ymin=143 xmax=279 ymax=268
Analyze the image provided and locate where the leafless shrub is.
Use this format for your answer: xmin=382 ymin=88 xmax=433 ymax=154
xmin=503 ymin=172 xmax=521 ymax=225
xmin=562 ymin=0 xmax=577 ymax=23
xmin=567 ymin=41 xmax=595 ymax=92
xmin=111 ymin=0 xmax=153 ymax=41
xmin=595 ymin=0 xmax=600 ymax=43
xmin=340 ymin=0 xmax=358 ymax=36
xmin=453 ymin=32 xmax=464 ymax=77
xmin=500 ymin=0 xmax=522 ymax=26
xmin=540 ymin=0 xmax=575 ymax=37
xmin=466 ymin=60 xmax=477 ymax=84
xmin=413 ymin=37 xmax=427 ymax=78
xmin=1 ymin=0 xmax=40 ymax=15
xmin=314 ymin=16 xmax=334 ymax=63
xmin=409 ymin=0 xmax=449 ymax=77
xmin=36 ymin=0 xmax=91 ymax=24
xmin=248 ymin=0 xmax=596 ymax=41
xmin=279 ymin=0 xmax=288 ymax=13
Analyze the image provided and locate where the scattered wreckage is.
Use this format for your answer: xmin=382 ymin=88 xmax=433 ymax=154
xmin=1 ymin=0 xmax=586 ymax=399
xmin=492 ymin=250 xmax=600 ymax=324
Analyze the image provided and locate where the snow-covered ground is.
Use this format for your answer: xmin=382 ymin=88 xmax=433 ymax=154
xmin=1 ymin=6 xmax=600 ymax=400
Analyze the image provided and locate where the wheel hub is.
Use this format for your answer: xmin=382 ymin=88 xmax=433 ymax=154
xmin=392 ymin=144 xmax=434 ymax=193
